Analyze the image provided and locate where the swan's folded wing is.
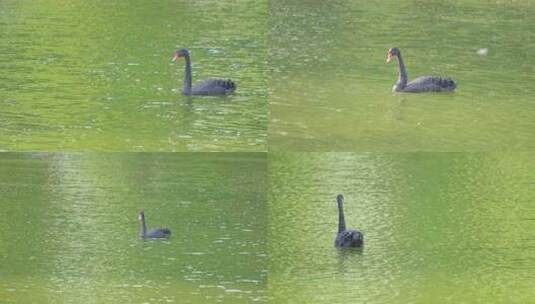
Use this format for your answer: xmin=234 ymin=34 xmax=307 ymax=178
xmin=147 ymin=228 xmax=171 ymax=238
xmin=346 ymin=230 xmax=363 ymax=241
xmin=405 ymin=76 xmax=456 ymax=92
xmin=336 ymin=229 xmax=363 ymax=246
xmin=192 ymin=78 xmax=236 ymax=96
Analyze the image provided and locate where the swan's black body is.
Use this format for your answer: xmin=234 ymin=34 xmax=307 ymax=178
xmin=335 ymin=195 xmax=363 ymax=248
xmin=139 ymin=210 xmax=171 ymax=239
xmin=172 ymin=48 xmax=236 ymax=96
xmin=387 ymin=47 xmax=456 ymax=93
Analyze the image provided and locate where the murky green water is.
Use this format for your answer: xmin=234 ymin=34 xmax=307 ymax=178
xmin=0 ymin=0 xmax=267 ymax=151
xmin=269 ymin=0 xmax=535 ymax=151
xmin=0 ymin=153 xmax=267 ymax=303
xmin=268 ymin=153 xmax=535 ymax=303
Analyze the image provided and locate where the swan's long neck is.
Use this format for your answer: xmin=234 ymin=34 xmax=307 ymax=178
xmin=395 ymin=52 xmax=408 ymax=90
xmin=140 ymin=214 xmax=147 ymax=238
xmin=183 ymin=54 xmax=193 ymax=95
xmin=337 ymin=200 xmax=346 ymax=233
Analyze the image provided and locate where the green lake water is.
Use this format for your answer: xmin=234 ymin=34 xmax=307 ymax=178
xmin=269 ymin=0 xmax=535 ymax=151
xmin=0 ymin=0 xmax=267 ymax=151
xmin=0 ymin=153 xmax=267 ymax=303
xmin=268 ymin=153 xmax=535 ymax=303
xmin=1 ymin=0 xmax=535 ymax=303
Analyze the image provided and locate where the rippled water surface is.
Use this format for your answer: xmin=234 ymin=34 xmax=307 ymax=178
xmin=0 ymin=0 xmax=267 ymax=151
xmin=268 ymin=153 xmax=535 ymax=303
xmin=0 ymin=153 xmax=267 ymax=303
xmin=269 ymin=0 xmax=535 ymax=151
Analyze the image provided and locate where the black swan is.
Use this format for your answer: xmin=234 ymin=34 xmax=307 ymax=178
xmin=386 ymin=47 xmax=456 ymax=93
xmin=172 ymin=48 xmax=236 ymax=96
xmin=335 ymin=195 xmax=363 ymax=248
xmin=139 ymin=210 xmax=171 ymax=239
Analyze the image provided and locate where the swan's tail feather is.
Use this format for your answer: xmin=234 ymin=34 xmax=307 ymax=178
xmin=438 ymin=77 xmax=457 ymax=90
xmin=226 ymin=79 xmax=236 ymax=91
xmin=215 ymin=79 xmax=236 ymax=92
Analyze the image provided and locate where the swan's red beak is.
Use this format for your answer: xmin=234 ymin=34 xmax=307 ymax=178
xmin=172 ymin=53 xmax=181 ymax=62
xmin=386 ymin=52 xmax=394 ymax=63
